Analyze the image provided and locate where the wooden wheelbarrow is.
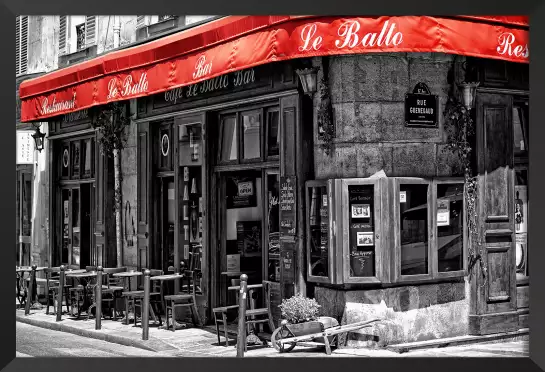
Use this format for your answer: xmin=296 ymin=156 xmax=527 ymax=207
xmin=270 ymin=317 xmax=383 ymax=355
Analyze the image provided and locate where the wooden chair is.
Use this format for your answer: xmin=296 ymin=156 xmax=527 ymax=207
xmin=212 ymin=280 xmax=276 ymax=347
xmin=124 ymin=269 xmax=163 ymax=326
xmin=99 ymin=267 xmax=127 ymax=320
xmin=44 ymin=267 xmax=72 ymax=315
xmin=163 ymin=270 xmax=202 ymax=331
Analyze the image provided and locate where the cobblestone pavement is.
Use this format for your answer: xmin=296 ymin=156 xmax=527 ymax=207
xmin=16 ymin=308 xmax=528 ymax=358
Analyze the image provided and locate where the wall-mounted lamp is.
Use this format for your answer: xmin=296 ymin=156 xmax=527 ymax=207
xmin=457 ymin=82 xmax=480 ymax=111
xmin=296 ymin=67 xmax=319 ymax=97
xmin=31 ymin=123 xmax=46 ymax=152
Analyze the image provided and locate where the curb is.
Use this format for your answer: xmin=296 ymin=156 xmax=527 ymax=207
xmin=386 ymin=328 xmax=530 ymax=354
xmin=16 ymin=314 xmax=158 ymax=353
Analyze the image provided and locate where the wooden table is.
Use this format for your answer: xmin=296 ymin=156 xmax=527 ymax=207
xmin=16 ymin=266 xmax=46 ymax=308
xmin=65 ymin=271 xmax=98 ymax=318
xmin=150 ymin=274 xmax=185 ymax=330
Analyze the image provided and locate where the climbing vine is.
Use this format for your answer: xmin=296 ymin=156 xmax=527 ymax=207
xmin=92 ymin=102 xmax=130 ymax=210
xmin=317 ymin=77 xmax=335 ymax=156
xmin=443 ymin=88 xmax=487 ymax=286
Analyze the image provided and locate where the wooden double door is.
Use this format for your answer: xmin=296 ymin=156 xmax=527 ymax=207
xmin=59 ymin=183 xmax=93 ymax=268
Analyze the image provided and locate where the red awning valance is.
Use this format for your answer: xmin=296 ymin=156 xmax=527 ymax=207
xmin=19 ymin=15 xmax=528 ymax=122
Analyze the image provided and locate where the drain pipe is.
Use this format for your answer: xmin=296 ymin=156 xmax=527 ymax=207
xmin=113 ymin=16 xmax=121 ymax=48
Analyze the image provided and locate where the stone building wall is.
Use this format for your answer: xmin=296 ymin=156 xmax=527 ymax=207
xmin=311 ymin=53 xmax=469 ymax=346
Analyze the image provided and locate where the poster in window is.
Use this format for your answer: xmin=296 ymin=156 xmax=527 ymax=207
xmin=437 ymin=199 xmax=450 ymax=227
xmin=236 ymin=221 xmax=262 ymax=257
xmin=357 ymin=232 xmax=374 ymax=246
xmin=515 ymin=186 xmax=527 ymax=233
xmin=351 ymin=204 xmax=370 ymax=218
xmin=226 ymin=177 xmax=257 ymax=209
xmin=515 ymin=233 xmax=527 ymax=274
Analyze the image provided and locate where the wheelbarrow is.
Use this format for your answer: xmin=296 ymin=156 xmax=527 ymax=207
xmin=270 ymin=317 xmax=382 ymax=355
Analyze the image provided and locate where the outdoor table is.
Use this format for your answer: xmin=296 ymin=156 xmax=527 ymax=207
xmin=16 ymin=266 xmax=46 ymax=309
xmin=113 ymin=270 xmax=143 ymax=324
xmin=65 ymin=271 xmax=98 ymax=318
xmin=150 ymin=273 xmax=185 ymax=330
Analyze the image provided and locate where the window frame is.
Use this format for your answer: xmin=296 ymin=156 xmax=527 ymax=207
xmin=431 ymin=177 xmax=467 ymax=280
xmin=265 ymin=106 xmax=281 ymax=162
xmin=341 ymin=178 xmax=387 ymax=285
xmin=239 ymin=108 xmax=263 ymax=164
xmin=305 ymin=179 xmax=337 ymax=284
xmin=393 ymin=177 xmax=433 ymax=283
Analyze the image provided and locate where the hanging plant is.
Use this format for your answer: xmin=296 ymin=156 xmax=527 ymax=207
xmin=443 ymin=89 xmax=487 ymax=286
xmin=317 ymin=77 xmax=335 ymax=156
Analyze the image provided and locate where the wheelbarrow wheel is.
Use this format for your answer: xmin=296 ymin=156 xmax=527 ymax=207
xmin=271 ymin=326 xmax=296 ymax=353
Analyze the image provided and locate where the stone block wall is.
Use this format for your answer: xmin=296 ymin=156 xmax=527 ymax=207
xmin=313 ymin=53 xmax=462 ymax=180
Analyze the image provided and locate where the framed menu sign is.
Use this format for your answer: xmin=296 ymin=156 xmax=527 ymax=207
xmin=280 ymin=176 xmax=297 ymax=236
xmin=226 ymin=176 xmax=257 ymax=209
xmin=348 ymin=185 xmax=375 ymax=277
xmin=405 ymin=82 xmax=438 ymax=128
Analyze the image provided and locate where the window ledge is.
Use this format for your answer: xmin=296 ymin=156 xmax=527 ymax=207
xmin=136 ymin=16 xmax=186 ymax=42
xmin=59 ymin=45 xmax=98 ymax=68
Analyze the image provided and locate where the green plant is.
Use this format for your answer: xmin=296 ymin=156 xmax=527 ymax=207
xmin=443 ymin=88 xmax=487 ymax=286
xmin=279 ymin=295 xmax=321 ymax=324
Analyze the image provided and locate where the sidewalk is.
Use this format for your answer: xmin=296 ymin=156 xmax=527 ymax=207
xmin=15 ymin=307 xmax=529 ymax=358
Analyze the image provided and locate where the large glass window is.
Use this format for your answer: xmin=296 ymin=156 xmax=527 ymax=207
xmin=436 ymin=183 xmax=464 ymax=273
xmin=399 ymin=184 xmax=429 ymax=276
xmin=308 ymin=185 xmax=329 ymax=278
xmin=266 ymin=108 xmax=280 ymax=158
xmin=242 ymin=110 xmax=261 ymax=160
xmin=220 ymin=115 xmax=238 ymax=162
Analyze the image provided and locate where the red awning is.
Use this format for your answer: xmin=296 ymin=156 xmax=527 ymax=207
xmin=19 ymin=15 xmax=529 ymax=122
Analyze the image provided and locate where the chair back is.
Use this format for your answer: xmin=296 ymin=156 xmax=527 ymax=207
xmin=181 ymin=270 xmax=202 ymax=297
xmin=85 ymin=266 xmax=97 ymax=272
xmin=67 ymin=264 xmax=80 ymax=270
xmin=103 ymin=267 xmax=127 ymax=288
xmin=44 ymin=267 xmax=61 ymax=288
xmin=141 ymin=269 xmax=163 ymax=292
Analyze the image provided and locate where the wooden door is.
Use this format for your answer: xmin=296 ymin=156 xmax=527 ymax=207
xmin=137 ymin=123 xmax=152 ymax=271
xmin=17 ymin=169 xmax=33 ymax=266
xmin=470 ymin=92 xmax=518 ymax=335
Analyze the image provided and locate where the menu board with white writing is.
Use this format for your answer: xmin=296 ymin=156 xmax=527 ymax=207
xmin=348 ymin=185 xmax=375 ymax=277
xmin=280 ymin=176 xmax=297 ymax=236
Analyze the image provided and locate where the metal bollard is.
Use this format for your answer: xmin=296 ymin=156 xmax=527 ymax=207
xmin=56 ymin=265 xmax=65 ymax=321
xmin=142 ymin=269 xmax=150 ymax=341
xmin=236 ymin=274 xmax=248 ymax=358
xmin=95 ymin=266 xmax=103 ymax=330
xmin=25 ymin=265 xmax=37 ymax=316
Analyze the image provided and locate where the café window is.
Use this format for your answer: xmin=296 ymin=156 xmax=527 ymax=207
xmin=59 ymin=137 xmax=95 ymax=180
xmin=305 ymin=177 xmax=466 ymax=285
xmin=218 ymin=105 xmax=278 ymax=165
xmin=514 ymin=99 xmax=529 ymax=280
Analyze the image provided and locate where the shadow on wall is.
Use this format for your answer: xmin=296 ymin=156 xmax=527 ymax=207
xmin=315 ymin=279 xmax=470 ymax=347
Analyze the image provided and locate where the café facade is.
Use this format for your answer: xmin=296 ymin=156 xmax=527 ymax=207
xmin=19 ymin=15 xmax=529 ymax=346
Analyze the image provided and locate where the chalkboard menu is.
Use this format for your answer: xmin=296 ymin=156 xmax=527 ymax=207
xmin=280 ymin=176 xmax=297 ymax=236
xmin=348 ymin=185 xmax=375 ymax=277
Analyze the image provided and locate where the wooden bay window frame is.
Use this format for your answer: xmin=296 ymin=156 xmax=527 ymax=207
xmin=393 ymin=177 xmax=467 ymax=284
xmin=341 ymin=177 xmax=389 ymax=284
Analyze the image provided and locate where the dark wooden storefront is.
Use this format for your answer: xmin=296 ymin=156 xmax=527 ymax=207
xmin=135 ymin=60 xmax=313 ymax=324
xmin=47 ymin=110 xmax=117 ymax=269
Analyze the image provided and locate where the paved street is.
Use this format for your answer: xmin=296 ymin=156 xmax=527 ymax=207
xmin=17 ymin=320 xmax=528 ymax=358
xmin=16 ymin=322 xmax=162 ymax=357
